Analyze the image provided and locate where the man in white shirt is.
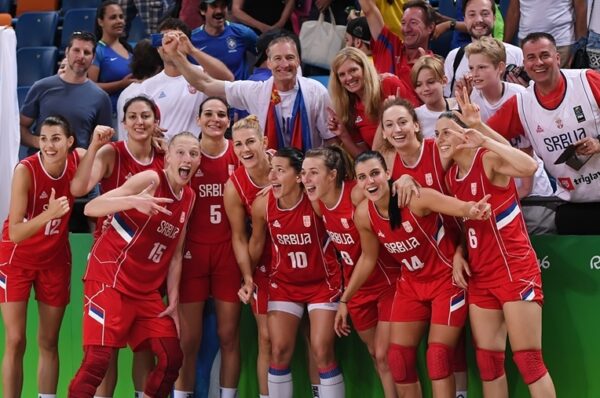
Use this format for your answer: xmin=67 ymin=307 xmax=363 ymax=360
xmin=161 ymin=31 xmax=336 ymax=151
xmin=443 ymin=0 xmax=523 ymax=97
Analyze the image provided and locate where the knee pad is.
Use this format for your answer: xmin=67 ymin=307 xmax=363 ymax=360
xmin=68 ymin=345 xmax=113 ymax=398
xmin=475 ymin=348 xmax=505 ymax=382
xmin=453 ymin=333 xmax=467 ymax=373
xmin=387 ymin=343 xmax=418 ymax=384
xmin=426 ymin=343 xmax=453 ymax=380
xmin=513 ymin=349 xmax=548 ymax=385
xmin=144 ymin=337 xmax=184 ymax=398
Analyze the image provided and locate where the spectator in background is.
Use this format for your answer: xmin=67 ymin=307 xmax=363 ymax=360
xmin=20 ymin=32 xmax=113 ymax=156
xmin=503 ymin=0 xmax=588 ymax=68
xmin=89 ymin=1 xmax=135 ymax=115
xmin=116 ymin=39 xmax=163 ymax=141
xmin=483 ymin=33 xmax=600 ymax=233
xmin=140 ymin=18 xmax=233 ymax=140
xmin=443 ymin=0 xmax=523 ymax=97
xmin=231 ymin=0 xmax=295 ymax=35
xmin=118 ymin=0 xmax=167 ymax=36
xmin=359 ymin=0 xmax=435 ymax=91
xmin=344 ymin=16 xmax=372 ymax=57
xmin=328 ymin=47 xmax=419 ymax=157
xmin=162 ymin=32 xmax=336 ymax=151
xmin=192 ymin=0 xmax=257 ymax=80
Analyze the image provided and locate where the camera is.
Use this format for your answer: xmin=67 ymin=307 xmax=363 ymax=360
xmin=504 ymin=64 xmax=531 ymax=83
xmin=150 ymin=33 xmax=164 ymax=48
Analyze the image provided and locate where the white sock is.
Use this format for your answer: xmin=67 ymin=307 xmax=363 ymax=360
xmin=220 ymin=387 xmax=238 ymax=398
xmin=456 ymin=392 xmax=467 ymax=398
xmin=311 ymin=384 xmax=321 ymax=397
xmin=38 ymin=395 xmax=57 ymax=398
xmin=134 ymin=392 xmax=144 ymax=398
xmin=319 ymin=364 xmax=344 ymax=398
xmin=172 ymin=391 xmax=194 ymax=398
xmin=268 ymin=366 xmax=292 ymax=398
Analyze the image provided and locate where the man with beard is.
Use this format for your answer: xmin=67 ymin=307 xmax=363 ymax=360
xmin=20 ymin=32 xmax=113 ymax=156
xmin=191 ymin=0 xmax=258 ymax=81
xmin=359 ymin=0 xmax=435 ymax=91
xmin=443 ymin=0 xmax=523 ymax=96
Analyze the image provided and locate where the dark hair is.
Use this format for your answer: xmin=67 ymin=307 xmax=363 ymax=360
xmin=198 ymin=96 xmax=229 ymax=117
xmin=355 ymin=151 xmax=401 ymax=230
xmin=122 ymin=95 xmax=161 ymax=121
xmin=158 ymin=17 xmax=191 ymax=38
xmin=67 ymin=31 xmax=97 ymax=53
xmin=438 ymin=110 xmax=468 ymax=128
xmin=380 ymin=97 xmax=423 ymax=142
xmin=462 ymin=0 xmax=496 ymax=15
xmin=199 ymin=0 xmax=229 ymax=12
xmin=169 ymin=131 xmax=200 ymax=147
xmin=305 ymin=145 xmax=355 ymax=188
xmin=129 ymin=39 xmax=162 ymax=79
xmin=40 ymin=115 xmax=77 ymax=151
xmin=274 ymin=147 xmax=304 ymax=174
xmin=521 ymin=32 xmax=557 ymax=49
xmin=94 ymin=1 xmax=133 ymax=52
xmin=402 ymin=0 xmax=436 ymax=26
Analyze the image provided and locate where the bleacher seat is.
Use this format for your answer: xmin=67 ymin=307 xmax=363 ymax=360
xmin=309 ymin=75 xmax=330 ymax=88
xmin=60 ymin=8 xmax=96 ymax=49
xmin=61 ymin=0 xmax=101 ymax=13
xmin=16 ymin=0 xmax=58 ymax=16
xmin=15 ymin=11 xmax=58 ymax=47
xmin=128 ymin=15 xmax=148 ymax=44
xmin=0 ymin=0 xmax=11 ymax=13
xmin=17 ymin=86 xmax=31 ymax=107
xmin=0 ymin=12 xmax=11 ymax=25
xmin=17 ymin=46 xmax=58 ymax=86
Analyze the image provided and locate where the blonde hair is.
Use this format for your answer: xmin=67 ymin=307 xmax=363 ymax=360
xmin=329 ymin=47 xmax=381 ymax=133
xmin=465 ymin=36 xmax=506 ymax=66
xmin=232 ymin=114 xmax=264 ymax=137
xmin=410 ymin=55 xmax=446 ymax=87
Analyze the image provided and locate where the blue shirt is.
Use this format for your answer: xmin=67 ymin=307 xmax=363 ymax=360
xmin=191 ymin=22 xmax=258 ymax=80
xmin=248 ymin=67 xmax=272 ymax=82
xmin=93 ymin=41 xmax=132 ymax=112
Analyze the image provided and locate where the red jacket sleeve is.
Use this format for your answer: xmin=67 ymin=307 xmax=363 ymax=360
xmin=486 ymin=95 xmax=524 ymax=141
xmin=585 ymin=69 xmax=600 ymax=105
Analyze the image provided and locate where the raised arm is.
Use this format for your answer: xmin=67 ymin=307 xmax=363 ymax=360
xmin=224 ymin=180 xmax=255 ymax=302
xmin=70 ymin=125 xmax=115 ymax=197
xmin=358 ymin=0 xmax=385 ymax=40
xmin=179 ymin=34 xmax=234 ymax=81
xmin=162 ymin=32 xmax=227 ymax=97
xmin=409 ymin=187 xmax=491 ymax=220
xmin=8 ymin=166 xmax=70 ymax=243
xmin=83 ymin=170 xmax=172 ymax=218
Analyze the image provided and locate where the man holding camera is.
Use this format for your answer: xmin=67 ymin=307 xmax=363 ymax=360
xmin=486 ymin=32 xmax=600 ymax=208
xmin=443 ymin=0 xmax=523 ymax=97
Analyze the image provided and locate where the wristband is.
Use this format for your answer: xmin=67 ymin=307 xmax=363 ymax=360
xmin=449 ymin=20 xmax=456 ymax=30
xmin=339 ymin=299 xmax=348 ymax=304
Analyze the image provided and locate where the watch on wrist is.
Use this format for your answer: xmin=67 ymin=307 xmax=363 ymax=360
xmin=449 ymin=20 xmax=456 ymax=30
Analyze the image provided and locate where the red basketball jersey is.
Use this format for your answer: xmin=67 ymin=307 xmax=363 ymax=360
xmin=229 ymin=165 xmax=272 ymax=273
xmin=94 ymin=141 xmax=165 ymax=239
xmin=84 ymin=170 xmax=196 ymax=298
xmin=187 ymin=140 xmax=239 ymax=244
xmin=318 ymin=180 xmax=399 ymax=290
xmin=0 ymin=151 xmax=80 ymax=269
xmin=368 ymin=200 xmax=454 ymax=282
xmin=266 ymin=191 xmax=341 ymax=289
xmin=391 ymin=138 xmax=462 ymax=241
xmin=446 ymin=148 xmax=540 ymax=288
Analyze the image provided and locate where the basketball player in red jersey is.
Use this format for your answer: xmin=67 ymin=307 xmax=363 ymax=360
xmin=0 ymin=116 xmax=84 ymax=398
xmin=343 ymin=150 xmax=490 ymax=398
xmin=301 ymin=146 xmax=400 ymax=398
xmin=68 ymin=132 xmax=200 ymax=398
xmin=249 ymin=148 xmax=344 ymax=398
xmin=223 ymin=115 xmax=272 ymax=398
xmin=174 ymin=97 xmax=241 ymax=398
xmin=437 ymin=112 xmax=556 ymax=398
xmin=70 ymin=95 xmax=164 ymax=397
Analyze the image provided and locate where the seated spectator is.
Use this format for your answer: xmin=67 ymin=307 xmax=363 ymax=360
xmin=89 ymin=0 xmax=135 ymax=115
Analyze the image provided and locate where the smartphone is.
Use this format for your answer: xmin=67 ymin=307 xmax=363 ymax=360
xmin=150 ymin=32 xmax=164 ymax=48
